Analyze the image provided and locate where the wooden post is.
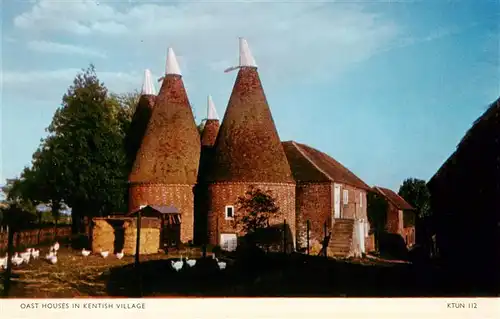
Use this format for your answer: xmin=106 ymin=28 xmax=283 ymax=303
xmin=306 ymin=220 xmax=310 ymax=255
xmin=283 ymin=219 xmax=287 ymax=254
xmin=134 ymin=210 xmax=143 ymax=297
xmin=3 ymin=226 xmax=15 ymax=297
xmin=135 ymin=211 xmax=141 ymax=266
xmin=324 ymin=221 xmax=327 ymax=258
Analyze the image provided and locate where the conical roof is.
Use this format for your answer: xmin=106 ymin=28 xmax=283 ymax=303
xmin=206 ymin=39 xmax=293 ymax=183
xmin=201 ymin=95 xmax=220 ymax=147
xmin=141 ymin=69 xmax=156 ymax=95
xmin=124 ymin=69 xmax=157 ymax=171
xmin=125 ymin=94 xmax=156 ymax=170
xmin=129 ymin=48 xmax=200 ymax=184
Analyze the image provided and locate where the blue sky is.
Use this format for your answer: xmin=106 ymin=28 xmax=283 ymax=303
xmin=1 ymin=0 xmax=499 ymax=192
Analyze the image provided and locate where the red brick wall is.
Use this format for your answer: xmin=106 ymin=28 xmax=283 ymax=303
xmin=295 ymin=182 xmax=332 ymax=249
xmin=206 ymin=182 xmax=296 ymax=247
xmin=385 ymin=204 xmax=416 ymax=246
xmin=385 ymin=204 xmax=403 ymax=234
xmin=365 ymin=233 xmax=376 ymax=252
xmin=129 ymin=183 xmax=195 ymax=243
xmin=0 ymin=226 xmax=71 ymax=250
xmin=402 ymin=226 xmax=416 ymax=247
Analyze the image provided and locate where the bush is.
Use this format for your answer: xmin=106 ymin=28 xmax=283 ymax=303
xmin=378 ymin=232 xmax=409 ymax=260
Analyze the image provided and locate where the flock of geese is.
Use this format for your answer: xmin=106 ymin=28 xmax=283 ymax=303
xmin=170 ymin=254 xmax=227 ymax=272
xmin=1 ymin=241 xmax=228 ymax=273
xmin=81 ymin=248 xmax=124 ymax=260
xmin=0 ymin=242 xmax=59 ymax=269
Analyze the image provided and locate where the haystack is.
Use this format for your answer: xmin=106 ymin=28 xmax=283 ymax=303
xmin=91 ymin=217 xmax=160 ymax=255
xmin=123 ymin=217 xmax=161 ymax=255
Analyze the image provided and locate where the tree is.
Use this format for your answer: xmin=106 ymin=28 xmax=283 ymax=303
xmin=398 ymin=178 xmax=431 ymax=218
xmin=1 ymin=175 xmax=38 ymax=225
xmin=27 ymin=64 xmax=132 ymax=234
xmin=233 ymin=186 xmax=281 ymax=234
xmin=398 ymin=178 xmax=434 ymax=251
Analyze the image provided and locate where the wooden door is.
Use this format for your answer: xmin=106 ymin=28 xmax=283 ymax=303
xmin=334 ymin=184 xmax=341 ymax=219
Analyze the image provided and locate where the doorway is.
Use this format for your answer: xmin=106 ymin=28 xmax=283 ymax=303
xmin=334 ymin=184 xmax=341 ymax=219
xmin=160 ymin=214 xmax=181 ymax=249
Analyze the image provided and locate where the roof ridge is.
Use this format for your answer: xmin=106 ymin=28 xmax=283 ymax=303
xmin=374 ymin=186 xmax=413 ymax=210
xmin=291 ymin=141 xmax=333 ymax=181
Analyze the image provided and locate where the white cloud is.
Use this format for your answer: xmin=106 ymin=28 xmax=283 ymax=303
xmin=27 ymin=40 xmax=107 ymax=58
xmin=11 ymin=1 xmax=402 ymax=84
xmin=1 ymin=68 xmax=158 ymax=101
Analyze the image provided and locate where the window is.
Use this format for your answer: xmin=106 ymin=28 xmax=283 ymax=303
xmin=225 ymin=205 xmax=234 ymax=220
xmin=359 ymin=192 xmax=363 ymax=208
xmin=343 ymin=189 xmax=349 ymax=205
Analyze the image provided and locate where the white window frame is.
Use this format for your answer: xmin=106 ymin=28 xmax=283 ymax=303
xmin=359 ymin=192 xmax=363 ymax=208
xmin=343 ymin=189 xmax=349 ymax=205
xmin=225 ymin=205 xmax=235 ymax=220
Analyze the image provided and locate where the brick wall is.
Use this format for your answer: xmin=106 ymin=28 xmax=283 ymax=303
xmin=295 ymin=182 xmax=332 ymax=250
xmin=206 ymin=182 xmax=296 ymax=247
xmin=0 ymin=226 xmax=71 ymax=250
xmin=129 ymin=183 xmax=195 ymax=243
xmin=385 ymin=204 xmax=403 ymax=234
xmin=402 ymin=226 xmax=416 ymax=247
xmin=384 ymin=203 xmax=416 ymax=247
xmin=295 ymin=183 xmax=370 ymax=251
xmin=365 ymin=233 xmax=376 ymax=252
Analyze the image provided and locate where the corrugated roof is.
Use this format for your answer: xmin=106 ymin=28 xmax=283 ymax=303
xmin=282 ymin=141 xmax=371 ymax=190
xmin=373 ymin=186 xmax=415 ymax=211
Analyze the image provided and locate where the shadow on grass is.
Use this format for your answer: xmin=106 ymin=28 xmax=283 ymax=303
xmin=103 ymin=253 xmax=468 ymax=297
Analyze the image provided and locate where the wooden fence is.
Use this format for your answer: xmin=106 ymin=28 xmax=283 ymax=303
xmin=0 ymin=226 xmax=72 ymax=250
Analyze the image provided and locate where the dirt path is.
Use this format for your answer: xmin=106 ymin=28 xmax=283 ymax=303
xmin=3 ymin=246 xmax=202 ymax=298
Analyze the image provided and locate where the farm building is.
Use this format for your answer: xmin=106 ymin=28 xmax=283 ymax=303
xmin=427 ymin=97 xmax=499 ymax=294
xmin=282 ymin=141 xmax=372 ymax=257
xmin=372 ymin=186 xmax=416 ymax=248
xmin=125 ymin=38 xmax=375 ymax=258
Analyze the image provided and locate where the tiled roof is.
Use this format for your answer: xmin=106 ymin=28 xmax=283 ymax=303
xmin=373 ymin=186 xmax=415 ymax=210
xmin=282 ymin=141 xmax=371 ymax=191
xmin=206 ymin=67 xmax=293 ymax=183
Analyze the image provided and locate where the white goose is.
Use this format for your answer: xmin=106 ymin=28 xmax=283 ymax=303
xmin=171 ymin=255 xmax=184 ymax=272
xmin=81 ymin=249 xmax=91 ymax=257
xmin=212 ymin=254 xmax=226 ymax=270
xmin=186 ymin=257 xmax=196 ymax=268
xmin=20 ymin=250 xmax=31 ymax=264
xmin=100 ymin=249 xmax=109 ymax=258
xmin=115 ymin=250 xmax=124 ymax=260
xmin=45 ymin=252 xmax=57 ymax=264
xmin=31 ymin=249 xmax=40 ymax=260
xmin=11 ymin=253 xmax=24 ymax=266
xmin=0 ymin=254 xmax=7 ymax=269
